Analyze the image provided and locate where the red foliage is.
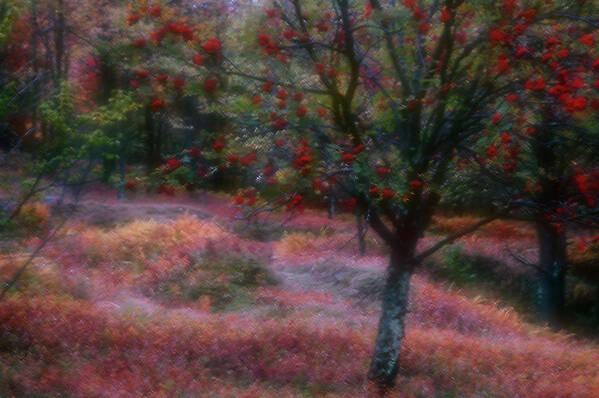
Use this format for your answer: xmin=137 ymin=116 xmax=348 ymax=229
xmin=189 ymin=147 xmax=203 ymax=159
xmin=133 ymin=38 xmax=146 ymax=48
xmin=149 ymin=6 xmax=162 ymax=17
xmin=136 ymin=70 xmax=150 ymax=80
xmin=273 ymin=118 xmax=288 ymax=131
xmin=127 ymin=14 xmax=140 ymax=26
xmin=149 ymin=99 xmax=165 ymax=112
xmin=164 ymin=158 xmax=182 ymax=173
xmin=440 ymin=7 xmax=452 ymax=23
xmin=342 ymin=153 xmax=357 ymax=165
xmin=375 ymin=166 xmax=390 ymax=178
xmin=192 ymin=54 xmax=205 ymax=66
xmin=213 ymin=136 xmax=225 ymax=152
xmin=381 ymin=189 xmax=395 ymax=199
xmin=340 ymin=198 xmax=357 ymax=213
xmin=172 ymin=77 xmax=186 ymax=90
xmin=204 ymin=77 xmax=217 ymax=94
xmin=369 ymin=185 xmax=380 ymax=198
xmin=202 ymin=38 xmax=222 ymax=55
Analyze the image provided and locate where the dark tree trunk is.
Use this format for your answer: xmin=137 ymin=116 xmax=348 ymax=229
xmin=536 ymin=220 xmax=567 ymax=325
xmin=368 ymin=249 xmax=414 ymax=388
xmin=179 ymin=96 xmax=198 ymax=148
xmin=531 ymin=118 xmax=568 ymax=326
xmin=117 ymin=155 xmax=126 ymax=201
xmin=145 ymin=109 xmax=163 ymax=171
xmin=98 ymin=52 xmax=118 ymax=106
xmin=30 ymin=0 xmax=40 ymax=138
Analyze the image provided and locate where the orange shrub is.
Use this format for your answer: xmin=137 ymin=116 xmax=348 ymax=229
xmin=15 ymin=202 xmax=51 ymax=233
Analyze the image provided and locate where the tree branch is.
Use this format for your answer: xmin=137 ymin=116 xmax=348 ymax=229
xmin=415 ymin=215 xmax=498 ymax=262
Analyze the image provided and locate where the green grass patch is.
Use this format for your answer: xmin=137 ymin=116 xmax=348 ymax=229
xmin=153 ymin=253 xmax=277 ymax=311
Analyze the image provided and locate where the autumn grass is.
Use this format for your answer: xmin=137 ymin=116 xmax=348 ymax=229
xmin=146 ymin=253 xmax=277 ymax=310
xmin=73 ymin=214 xmax=228 ymax=265
xmin=2 ymin=292 xmax=599 ymax=397
xmin=275 ymin=229 xmax=385 ymax=260
xmin=2 ymin=213 xmax=599 ymax=397
xmin=431 ymin=215 xmax=537 ymax=242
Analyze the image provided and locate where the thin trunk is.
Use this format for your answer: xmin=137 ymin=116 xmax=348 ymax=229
xmin=30 ymin=1 xmax=40 ymax=135
xmin=117 ymin=155 xmax=126 ymax=201
xmin=54 ymin=0 xmax=65 ymax=86
xmin=98 ymin=52 xmax=117 ymax=105
xmin=357 ymin=212 xmax=366 ymax=256
xmin=145 ymin=109 xmax=162 ymax=171
xmin=157 ymin=117 xmax=164 ymax=162
xmin=536 ymin=220 xmax=567 ymax=325
xmin=368 ymin=249 xmax=414 ymax=388
xmin=41 ymin=33 xmax=53 ymax=142
xmin=328 ymin=195 xmax=336 ymax=219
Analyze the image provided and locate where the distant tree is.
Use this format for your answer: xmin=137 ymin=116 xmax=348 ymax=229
xmin=458 ymin=6 xmax=599 ymax=325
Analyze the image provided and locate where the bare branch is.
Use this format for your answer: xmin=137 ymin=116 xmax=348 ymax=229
xmin=415 ymin=215 xmax=498 ymax=262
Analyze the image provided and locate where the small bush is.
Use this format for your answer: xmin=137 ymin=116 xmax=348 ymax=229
xmin=13 ymin=202 xmax=51 ymax=235
xmin=232 ymin=220 xmax=287 ymax=242
xmin=440 ymin=244 xmax=477 ymax=284
xmin=148 ymin=253 xmax=277 ymax=310
xmin=0 ymin=259 xmax=78 ymax=299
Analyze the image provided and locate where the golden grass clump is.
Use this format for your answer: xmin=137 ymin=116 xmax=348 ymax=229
xmin=275 ymin=231 xmax=350 ymax=257
xmin=76 ymin=214 xmax=227 ymax=265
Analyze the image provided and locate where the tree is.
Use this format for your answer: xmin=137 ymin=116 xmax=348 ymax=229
xmin=123 ymin=0 xmax=599 ymax=390
xmin=462 ymin=4 xmax=599 ymax=325
xmin=226 ymin=0 xmax=508 ymax=388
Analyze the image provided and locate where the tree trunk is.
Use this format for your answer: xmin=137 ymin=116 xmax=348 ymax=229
xmin=368 ymin=250 xmax=414 ymax=388
xmin=54 ymin=0 xmax=65 ymax=86
xmin=357 ymin=212 xmax=366 ymax=256
xmin=536 ymin=220 xmax=567 ymax=325
xmin=30 ymin=0 xmax=40 ymax=139
xmin=328 ymin=195 xmax=336 ymax=219
xmin=145 ymin=109 xmax=162 ymax=171
xmin=117 ymin=155 xmax=126 ymax=201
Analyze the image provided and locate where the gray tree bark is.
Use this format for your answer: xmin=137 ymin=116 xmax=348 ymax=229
xmin=368 ymin=249 xmax=413 ymax=388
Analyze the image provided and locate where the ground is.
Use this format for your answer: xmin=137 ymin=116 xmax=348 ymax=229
xmin=1 ymin=190 xmax=598 ymax=397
